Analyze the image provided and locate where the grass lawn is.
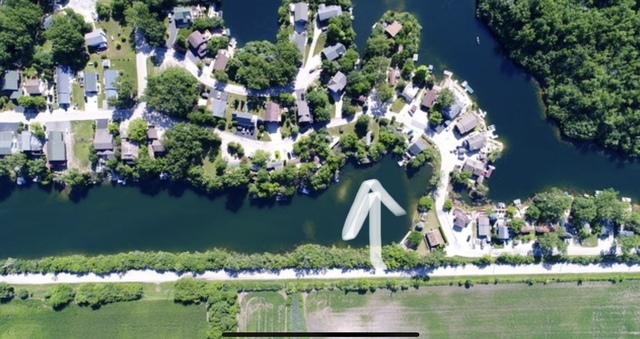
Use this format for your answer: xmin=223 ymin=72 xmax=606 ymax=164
xmin=71 ymin=84 xmax=85 ymax=110
xmin=389 ymin=97 xmax=405 ymax=113
xmin=0 ymin=299 xmax=207 ymax=339
xmin=305 ymin=282 xmax=640 ymax=336
xmin=582 ymin=234 xmax=599 ymax=247
xmin=238 ymin=291 xmax=287 ymax=333
xmin=313 ymin=33 xmax=327 ymax=56
xmin=71 ymin=121 xmax=95 ymax=171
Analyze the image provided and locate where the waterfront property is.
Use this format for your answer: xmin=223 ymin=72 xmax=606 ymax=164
xmin=321 ymin=43 xmax=346 ymax=61
xmin=407 ymin=140 xmax=427 ymax=157
xmin=317 ymin=3 xmax=342 ymax=24
xmin=173 ymin=7 xmax=194 ymax=28
xmin=327 ymin=71 xmax=347 ymax=95
xmin=0 ymin=130 xmax=13 ymax=156
xmin=401 ymin=83 xmax=419 ymax=102
xmin=292 ymin=2 xmax=309 ymax=24
xmin=464 ymin=133 xmax=486 ymax=152
xmin=453 ymin=208 xmax=470 ymax=229
xmin=121 ymin=140 xmax=139 ymax=164
xmin=425 ymin=228 xmax=444 ymax=249
xmin=20 ymin=131 xmax=43 ymax=155
xmin=421 ymin=89 xmax=437 ymax=110
xmin=455 ymin=114 xmax=479 ymax=135
xmin=384 ymin=20 xmax=403 ymax=38
xmin=213 ymin=50 xmax=229 ymax=71
xmin=188 ymin=31 xmax=208 ymax=58
xmin=94 ymin=119 xmax=115 ymax=159
xmin=46 ymin=131 xmax=67 ymax=168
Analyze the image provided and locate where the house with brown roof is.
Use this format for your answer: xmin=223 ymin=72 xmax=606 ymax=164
xmin=425 ymin=229 xmax=444 ymax=249
xmin=421 ymin=89 xmax=437 ymax=109
xmin=213 ymin=50 xmax=229 ymax=71
xmin=388 ymin=67 xmax=399 ymax=86
xmin=385 ymin=21 xmax=403 ymax=38
xmin=24 ymin=78 xmax=43 ymax=96
xmin=462 ymin=159 xmax=486 ymax=177
xmin=264 ymin=102 xmax=280 ymax=123
xmin=453 ymin=209 xmax=471 ymax=229
xmin=464 ymin=133 xmax=486 ymax=152
xmin=455 ymin=114 xmax=479 ymax=135
xmin=188 ymin=31 xmax=208 ymax=58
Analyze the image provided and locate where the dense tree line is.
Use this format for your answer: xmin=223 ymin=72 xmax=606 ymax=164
xmin=0 ymin=0 xmax=43 ymax=73
xmin=226 ymin=41 xmax=301 ymax=90
xmin=46 ymin=9 xmax=92 ymax=71
xmin=478 ymin=0 xmax=640 ymax=156
xmin=364 ymin=11 xmax=421 ymax=69
xmin=42 ymin=283 xmax=143 ymax=310
xmin=144 ymin=67 xmax=199 ymax=118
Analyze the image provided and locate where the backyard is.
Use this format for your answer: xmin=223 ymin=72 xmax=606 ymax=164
xmin=71 ymin=121 xmax=95 ymax=171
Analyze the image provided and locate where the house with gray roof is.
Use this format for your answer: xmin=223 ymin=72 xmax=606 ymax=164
xmin=151 ymin=139 xmax=166 ymax=155
xmin=266 ymin=161 xmax=284 ymax=171
xmin=464 ymin=133 xmax=486 ymax=152
xmin=462 ymin=159 xmax=487 ymax=177
xmin=47 ymin=131 xmax=66 ymax=165
xmin=104 ymin=70 xmax=119 ymax=102
xmin=0 ymin=131 xmax=13 ymax=156
xmin=321 ymin=43 xmax=346 ymax=61
xmin=408 ymin=140 xmax=427 ymax=156
xmin=173 ymin=7 xmax=193 ymax=28
xmin=295 ymin=89 xmax=312 ymax=124
xmin=327 ymin=71 xmax=347 ymax=94
xmin=442 ymin=96 xmax=466 ymax=120
xmin=212 ymin=99 xmax=226 ymax=119
xmin=233 ymin=112 xmax=256 ymax=128
xmin=292 ymin=2 xmax=308 ymax=23
xmin=317 ymin=3 xmax=342 ymax=22
xmin=20 ymin=131 xmax=43 ymax=154
xmin=94 ymin=119 xmax=114 ymax=151
xmin=453 ymin=209 xmax=471 ymax=229
xmin=401 ymin=82 xmax=419 ymax=101
xmin=84 ymin=71 xmax=98 ymax=96
xmin=1 ymin=70 xmax=21 ymax=100
xmin=85 ymin=29 xmax=108 ymax=50
xmin=455 ymin=114 xmax=479 ymax=135
xmin=213 ymin=50 xmax=229 ymax=71
xmin=121 ymin=139 xmax=139 ymax=164
xmin=56 ymin=66 xmax=72 ymax=108
xmin=188 ymin=31 xmax=207 ymax=58
xmin=477 ymin=215 xmax=491 ymax=238
xmin=498 ymin=225 xmax=510 ymax=240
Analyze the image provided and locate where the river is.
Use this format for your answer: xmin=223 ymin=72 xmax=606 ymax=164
xmin=2 ymin=0 xmax=639 ymax=258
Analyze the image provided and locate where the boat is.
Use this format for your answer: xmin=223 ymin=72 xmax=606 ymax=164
xmin=16 ymin=177 xmax=25 ymax=185
xmin=412 ymin=53 xmax=418 ymax=62
xmin=477 ymin=36 xmax=480 ymax=44
xmin=299 ymin=186 xmax=310 ymax=195
xmin=333 ymin=171 xmax=340 ymax=183
xmin=275 ymin=193 xmax=288 ymax=201
xmin=428 ymin=65 xmax=433 ymax=73
xmin=349 ymin=7 xmax=354 ymax=20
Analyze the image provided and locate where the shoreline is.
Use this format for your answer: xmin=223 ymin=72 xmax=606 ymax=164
xmin=3 ymin=263 xmax=640 ymax=285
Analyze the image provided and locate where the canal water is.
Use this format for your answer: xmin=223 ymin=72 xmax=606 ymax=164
xmin=0 ymin=158 xmax=431 ymax=258
xmin=3 ymin=0 xmax=640 ymax=257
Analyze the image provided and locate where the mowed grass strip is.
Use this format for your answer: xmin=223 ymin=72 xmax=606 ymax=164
xmin=0 ymin=299 xmax=207 ymax=339
xmin=305 ymin=282 xmax=640 ymax=337
xmin=71 ymin=120 xmax=95 ymax=171
xmin=238 ymin=291 xmax=287 ymax=332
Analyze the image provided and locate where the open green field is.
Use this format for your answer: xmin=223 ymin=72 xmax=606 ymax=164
xmin=304 ymin=282 xmax=640 ymax=337
xmin=0 ymin=299 xmax=207 ymax=339
xmin=238 ymin=291 xmax=288 ymax=332
xmin=71 ymin=121 xmax=95 ymax=171
xmin=390 ymin=97 xmax=406 ymax=113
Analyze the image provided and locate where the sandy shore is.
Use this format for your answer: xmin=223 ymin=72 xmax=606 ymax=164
xmin=1 ymin=263 xmax=640 ymax=285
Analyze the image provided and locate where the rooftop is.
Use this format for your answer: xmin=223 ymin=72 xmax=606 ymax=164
xmin=213 ymin=50 xmax=229 ymax=71
xmin=0 ymin=131 xmax=13 ymax=155
xmin=93 ymin=128 xmax=114 ymax=151
xmin=317 ymin=3 xmax=342 ymax=22
xmin=293 ymin=2 xmax=309 ymax=23
xmin=425 ymin=229 xmax=444 ymax=248
xmin=464 ymin=133 xmax=486 ymax=151
xmin=85 ymin=29 xmax=107 ymax=48
xmin=408 ymin=140 xmax=427 ymax=156
xmin=264 ymin=102 xmax=280 ymax=123
xmin=84 ymin=71 xmax=97 ymax=94
xmin=421 ymin=89 xmax=437 ymax=108
xmin=455 ymin=114 xmax=479 ymax=135
xmin=47 ymin=131 xmax=66 ymax=162
xmin=20 ymin=130 xmax=43 ymax=153
xmin=322 ymin=43 xmax=346 ymax=61
xmin=327 ymin=71 xmax=347 ymax=93
xmin=385 ymin=21 xmax=403 ymax=38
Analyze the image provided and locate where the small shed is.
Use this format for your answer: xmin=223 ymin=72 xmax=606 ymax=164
xmin=425 ymin=229 xmax=444 ymax=249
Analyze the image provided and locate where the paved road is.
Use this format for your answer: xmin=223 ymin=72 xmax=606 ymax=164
xmin=3 ymin=262 xmax=640 ymax=285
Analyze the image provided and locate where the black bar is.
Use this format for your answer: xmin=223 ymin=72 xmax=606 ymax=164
xmin=223 ymin=332 xmax=419 ymax=338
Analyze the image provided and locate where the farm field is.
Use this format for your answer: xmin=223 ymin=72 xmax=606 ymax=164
xmin=304 ymin=282 xmax=640 ymax=337
xmin=238 ymin=291 xmax=288 ymax=333
xmin=0 ymin=299 xmax=207 ymax=338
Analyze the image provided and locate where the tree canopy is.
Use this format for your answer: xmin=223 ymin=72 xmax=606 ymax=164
xmin=478 ymin=0 xmax=640 ymax=156
xmin=108 ymin=74 xmax=137 ymax=109
xmin=46 ymin=9 xmax=91 ymax=71
xmin=145 ymin=67 xmax=199 ymax=118
xmin=533 ymin=188 xmax=572 ymax=223
xmin=0 ymin=0 xmax=43 ymax=72
xmin=127 ymin=118 xmax=148 ymax=143
xmin=226 ymin=41 xmax=301 ymax=90
xmin=162 ymin=123 xmax=221 ymax=180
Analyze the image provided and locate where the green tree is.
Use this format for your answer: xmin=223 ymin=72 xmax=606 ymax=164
xmin=45 ymin=284 xmax=75 ymax=310
xmin=437 ymin=88 xmax=454 ymax=110
xmin=376 ymin=83 xmax=394 ymax=102
xmin=417 ymin=196 xmax=434 ymax=212
xmin=96 ymin=2 xmax=111 ymax=21
xmin=193 ymin=16 xmax=225 ymax=32
xmin=46 ymin=9 xmax=90 ymax=71
xmin=145 ymin=67 xmax=199 ymax=118
xmin=108 ymin=74 xmax=137 ymax=108
xmin=413 ymin=65 xmax=428 ymax=85
xmin=526 ymin=205 xmax=541 ymax=221
xmin=508 ymin=218 xmax=526 ymax=234
xmin=594 ymin=188 xmax=625 ymax=223
xmin=127 ymin=118 xmax=148 ymax=143
xmin=163 ymin=123 xmax=221 ymax=180
xmin=536 ymin=232 xmax=567 ymax=256
xmin=364 ymin=34 xmax=391 ymax=59
xmin=428 ymin=111 xmax=443 ymax=126
xmin=126 ymin=2 xmax=166 ymax=47
xmin=0 ymin=283 xmax=14 ymax=303
xmin=251 ymin=150 xmax=270 ymax=168
xmin=354 ymin=114 xmax=370 ymax=137
xmin=443 ymin=199 xmax=453 ymax=211
xmin=342 ymin=104 xmax=356 ymax=117
xmin=506 ymin=206 xmax=517 ymax=218
xmin=571 ymin=196 xmax=597 ymax=225
xmin=406 ymin=231 xmax=423 ymax=248
xmin=62 ymin=168 xmax=92 ymax=189
xmin=277 ymin=93 xmax=296 ymax=107
xmin=0 ymin=0 xmax=43 ymax=70
xmin=17 ymin=96 xmax=46 ymax=110
xmin=30 ymin=123 xmax=45 ymax=139
xmin=207 ymin=36 xmax=230 ymax=55
xmin=227 ymin=142 xmax=245 ymax=158
xmin=533 ymin=188 xmax=572 ymax=223
xmin=401 ymin=59 xmax=415 ymax=78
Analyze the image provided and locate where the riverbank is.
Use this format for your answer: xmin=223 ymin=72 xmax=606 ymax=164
xmin=3 ymin=262 xmax=640 ymax=285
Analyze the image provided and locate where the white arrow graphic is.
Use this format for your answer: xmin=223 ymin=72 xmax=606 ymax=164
xmin=342 ymin=179 xmax=406 ymax=271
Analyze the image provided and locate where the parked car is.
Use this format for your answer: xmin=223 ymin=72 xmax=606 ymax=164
xmin=410 ymin=105 xmax=417 ymax=115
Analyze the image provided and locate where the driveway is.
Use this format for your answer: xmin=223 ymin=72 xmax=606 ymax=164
xmin=166 ymin=19 xmax=178 ymax=48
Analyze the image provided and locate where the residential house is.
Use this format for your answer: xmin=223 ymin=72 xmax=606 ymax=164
xmin=425 ymin=229 xmax=444 ymax=249
xmin=477 ymin=215 xmax=491 ymax=238
xmin=213 ymin=50 xmax=229 ymax=71
xmin=462 ymin=159 xmax=487 ymax=177
xmin=188 ymin=31 xmax=208 ymax=58
xmin=1 ymin=70 xmax=21 ymax=100
xmin=455 ymin=114 xmax=479 ymax=135
xmin=407 ymin=140 xmax=426 ymax=157
xmin=327 ymin=71 xmax=347 ymax=95
xmin=46 ymin=131 xmax=66 ymax=166
xmin=453 ymin=209 xmax=471 ymax=229
xmin=384 ymin=21 xmax=403 ymax=38
xmin=121 ymin=139 xmax=139 ymax=164
xmin=24 ymin=78 xmax=44 ymax=96
xmin=401 ymin=83 xmax=419 ymax=102
xmin=233 ymin=112 xmax=256 ymax=128
xmin=0 ymin=131 xmax=13 ymax=156
xmin=294 ymin=30 xmax=307 ymax=54
xmin=463 ymin=133 xmax=486 ymax=152
xmin=321 ymin=43 xmax=346 ymax=61
xmin=212 ymin=99 xmax=226 ymax=119
xmin=173 ymin=7 xmax=193 ymax=28
xmin=146 ymin=125 xmax=158 ymax=140
xmin=104 ymin=70 xmax=119 ymax=103
xmin=292 ymin=2 xmax=309 ymax=24
xmin=20 ymin=131 xmax=43 ymax=154
xmin=442 ymin=96 xmax=466 ymax=120
xmin=84 ymin=29 xmax=108 ymax=51
xmin=151 ymin=139 xmax=166 ymax=155
xmin=266 ymin=161 xmax=284 ymax=172
xmin=56 ymin=66 xmax=72 ymax=109
xmin=84 ymin=71 xmax=98 ymax=97
xmin=497 ymin=225 xmax=510 ymax=240
xmin=264 ymin=102 xmax=280 ymax=123
xmin=295 ymin=89 xmax=312 ymax=124
xmin=93 ymin=119 xmax=114 ymax=160
xmin=317 ymin=3 xmax=342 ymax=22
xmin=421 ymin=89 xmax=437 ymax=110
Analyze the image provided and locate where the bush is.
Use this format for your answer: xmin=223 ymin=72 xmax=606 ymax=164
xmin=45 ymin=284 xmax=75 ymax=310
xmin=75 ymin=283 xmax=143 ymax=309
xmin=0 ymin=283 xmax=14 ymax=302
xmin=17 ymin=289 xmax=29 ymax=300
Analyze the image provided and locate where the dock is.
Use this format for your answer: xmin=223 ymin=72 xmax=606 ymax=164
xmin=461 ymin=81 xmax=474 ymax=94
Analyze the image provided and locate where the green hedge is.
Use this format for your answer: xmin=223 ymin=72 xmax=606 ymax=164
xmin=2 ymin=244 xmax=640 ymax=276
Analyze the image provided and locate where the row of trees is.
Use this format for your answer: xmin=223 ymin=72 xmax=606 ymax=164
xmin=44 ymin=283 xmax=143 ymax=310
xmin=478 ymin=0 xmax=640 ymax=156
